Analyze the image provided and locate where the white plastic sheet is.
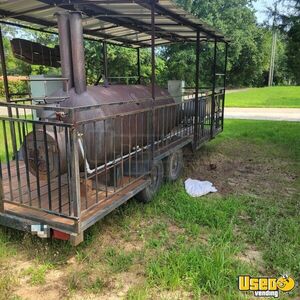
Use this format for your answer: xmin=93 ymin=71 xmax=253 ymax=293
xmin=184 ymin=178 xmax=217 ymax=197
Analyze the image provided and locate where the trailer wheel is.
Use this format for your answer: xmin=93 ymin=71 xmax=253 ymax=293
xmin=164 ymin=149 xmax=183 ymax=182
xmin=136 ymin=160 xmax=164 ymax=203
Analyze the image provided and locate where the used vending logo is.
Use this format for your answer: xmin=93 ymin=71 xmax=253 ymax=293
xmin=238 ymin=275 xmax=295 ymax=298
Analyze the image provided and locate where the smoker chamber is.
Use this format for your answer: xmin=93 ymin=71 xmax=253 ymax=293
xmin=25 ymin=84 xmax=177 ymax=178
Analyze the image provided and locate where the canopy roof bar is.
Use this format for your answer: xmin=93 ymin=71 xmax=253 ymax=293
xmin=0 ymin=0 xmax=228 ymax=48
xmin=47 ymin=1 xmax=190 ymax=42
xmin=0 ymin=4 xmax=52 ymax=19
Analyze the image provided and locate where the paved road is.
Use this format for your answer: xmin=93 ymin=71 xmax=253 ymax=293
xmin=225 ymin=108 xmax=300 ymax=122
xmin=226 ymin=88 xmax=249 ymax=94
xmin=1 ymin=104 xmax=299 ymax=122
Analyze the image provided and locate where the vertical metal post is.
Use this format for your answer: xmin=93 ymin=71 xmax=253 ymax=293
xmin=103 ymin=41 xmax=108 ymax=79
xmin=1 ymin=27 xmax=13 ymax=211
xmin=193 ymin=30 xmax=200 ymax=146
xmin=137 ymin=48 xmax=141 ymax=84
xmin=0 ymin=26 xmax=17 ymax=155
xmin=210 ymin=38 xmax=217 ymax=138
xmin=70 ymin=110 xmax=81 ymax=224
xmin=150 ymin=0 xmax=155 ymax=162
xmin=0 ymin=172 xmax=3 ymax=212
xmin=221 ymin=42 xmax=228 ymax=130
xmin=0 ymin=27 xmax=10 ymax=104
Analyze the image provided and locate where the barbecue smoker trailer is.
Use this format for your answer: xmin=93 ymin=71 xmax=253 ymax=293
xmin=0 ymin=0 xmax=228 ymax=245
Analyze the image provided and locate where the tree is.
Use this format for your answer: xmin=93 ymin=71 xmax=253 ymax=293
xmin=161 ymin=0 xmax=290 ymax=87
xmin=277 ymin=0 xmax=300 ymax=84
xmin=286 ymin=21 xmax=300 ymax=84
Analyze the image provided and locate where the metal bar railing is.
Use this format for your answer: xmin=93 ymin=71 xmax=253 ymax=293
xmin=0 ymin=89 xmax=225 ymax=219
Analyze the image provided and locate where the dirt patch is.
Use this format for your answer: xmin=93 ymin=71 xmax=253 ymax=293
xmin=168 ymin=223 xmax=185 ymax=235
xmin=13 ymin=265 xmax=68 ymax=300
xmin=236 ymin=245 xmax=265 ymax=273
xmin=184 ymin=141 xmax=298 ymax=198
xmin=155 ymin=289 xmax=194 ymax=300
xmin=101 ymin=268 xmax=144 ymax=299
xmin=12 ymin=259 xmax=34 ymax=273
xmin=88 ymin=225 xmax=145 ymax=254
xmin=69 ymin=264 xmax=145 ymax=300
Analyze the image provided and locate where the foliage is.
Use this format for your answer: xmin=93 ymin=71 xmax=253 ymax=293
xmin=84 ymin=39 xmax=102 ymax=85
xmin=286 ymin=22 xmax=300 ymax=84
xmin=1 ymin=36 xmax=31 ymax=76
xmin=84 ymin=41 xmax=167 ymax=85
xmin=167 ymin=0 xmax=291 ymax=87
xmin=0 ymin=78 xmax=28 ymax=99
xmin=275 ymin=0 xmax=300 ymax=84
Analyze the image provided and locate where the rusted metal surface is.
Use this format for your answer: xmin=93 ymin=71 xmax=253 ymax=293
xmin=55 ymin=11 xmax=73 ymax=91
xmin=10 ymin=38 xmax=60 ymax=67
xmin=69 ymin=12 xmax=86 ymax=94
xmin=25 ymin=84 xmax=176 ymax=178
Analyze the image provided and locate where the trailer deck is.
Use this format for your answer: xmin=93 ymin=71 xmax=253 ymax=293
xmin=0 ymin=176 xmax=149 ymax=235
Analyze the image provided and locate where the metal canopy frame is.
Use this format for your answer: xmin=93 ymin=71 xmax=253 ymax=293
xmin=0 ymin=0 xmax=228 ymax=48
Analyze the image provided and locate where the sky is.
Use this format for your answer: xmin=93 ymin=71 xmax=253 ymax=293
xmin=253 ymin=0 xmax=275 ymax=23
xmin=253 ymin=0 xmax=288 ymax=24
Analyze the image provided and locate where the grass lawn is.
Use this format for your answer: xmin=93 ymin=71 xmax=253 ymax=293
xmin=0 ymin=120 xmax=299 ymax=299
xmin=225 ymin=86 xmax=300 ymax=108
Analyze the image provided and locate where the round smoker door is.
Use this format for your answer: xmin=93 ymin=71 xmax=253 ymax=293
xmin=25 ymin=129 xmax=65 ymax=180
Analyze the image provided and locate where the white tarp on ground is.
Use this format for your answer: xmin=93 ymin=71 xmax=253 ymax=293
xmin=184 ymin=178 xmax=217 ymax=197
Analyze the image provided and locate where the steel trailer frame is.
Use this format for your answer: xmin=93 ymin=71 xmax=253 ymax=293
xmin=0 ymin=0 xmax=228 ymax=245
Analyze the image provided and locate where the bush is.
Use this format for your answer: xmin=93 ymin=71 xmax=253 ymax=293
xmin=0 ymin=77 xmax=28 ymax=99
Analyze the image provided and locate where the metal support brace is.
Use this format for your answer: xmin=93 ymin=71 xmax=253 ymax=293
xmin=210 ymin=38 xmax=217 ymax=138
xmin=0 ymin=26 xmax=17 ymax=160
xmin=103 ymin=41 xmax=108 ymax=79
xmin=221 ymin=42 xmax=228 ymax=130
xmin=150 ymin=0 xmax=155 ymax=163
xmin=193 ymin=30 xmax=200 ymax=146
xmin=0 ymin=176 xmax=3 ymax=212
xmin=137 ymin=48 xmax=141 ymax=84
xmin=0 ymin=27 xmax=10 ymax=104
xmin=70 ymin=111 xmax=81 ymax=227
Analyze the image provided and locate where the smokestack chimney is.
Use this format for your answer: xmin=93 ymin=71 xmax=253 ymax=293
xmin=55 ymin=11 xmax=73 ymax=91
xmin=69 ymin=12 xmax=87 ymax=94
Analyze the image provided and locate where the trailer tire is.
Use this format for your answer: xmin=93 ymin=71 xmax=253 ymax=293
xmin=164 ymin=149 xmax=183 ymax=182
xmin=136 ymin=160 xmax=164 ymax=203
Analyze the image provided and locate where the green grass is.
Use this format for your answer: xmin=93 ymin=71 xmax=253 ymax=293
xmin=0 ymin=119 xmax=299 ymax=299
xmin=0 ymin=120 xmax=32 ymax=161
xmin=23 ymin=263 xmax=52 ymax=285
xmin=104 ymin=247 xmax=134 ymax=273
xmin=0 ymin=270 xmax=18 ymax=300
xmin=226 ymin=86 xmax=300 ymax=108
xmin=68 ymin=270 xmax=105 ymax=293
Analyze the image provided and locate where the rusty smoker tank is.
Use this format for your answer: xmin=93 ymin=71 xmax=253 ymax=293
xmin=25 ymin=11 xmax=176 ymax=179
